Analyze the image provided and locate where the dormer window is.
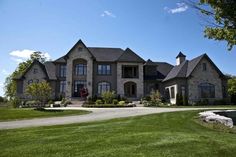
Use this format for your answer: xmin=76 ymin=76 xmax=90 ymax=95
xmin=33 ymin=68 xmax=38 ymax=74
xmin=78 ymin=47 xmax=83 ymax=51
xmin=203 ymin=63 xmax=207 ymax=71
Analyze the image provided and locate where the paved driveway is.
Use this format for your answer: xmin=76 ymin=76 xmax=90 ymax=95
xmin=0 ymin=107 xmax=220 ymax=130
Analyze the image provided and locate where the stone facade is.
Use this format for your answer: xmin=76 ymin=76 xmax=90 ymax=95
xmin=65 ymin=43 xmax=93 ymax=98
xmin=117 ymin=62 xmax=144 ymax=98
xmin=18 ymin=63 xmax=47 ymax=99
xmin=187 ymin=58 xmax=223 ymax=102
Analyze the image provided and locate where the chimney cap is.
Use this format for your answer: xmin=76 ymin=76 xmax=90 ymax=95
xmin=176 ymin=52 xmax=186 ymax=58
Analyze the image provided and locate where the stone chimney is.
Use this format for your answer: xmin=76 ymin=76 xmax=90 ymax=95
xmin=176 ymin=52 xmax=186 ymax=65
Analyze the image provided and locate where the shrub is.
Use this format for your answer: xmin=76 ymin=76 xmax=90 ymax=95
xmin=0 ymin=96 xmax=5 ymax=102
xmin=195 ymin=99 xmax=209 ymax=106
xmin=92 ymin=95 xmax=98 ymax=102
xmin=183 ymin=95 xmax=189 ymax=106
xmin=176 ymin=93 xmax=184 ymax=106
xmin=118 ymin=101 xmax=125 ymax=105
xmin=61 ymin=98 xmax=72 ymax=107
xmin=10 ymin=98 xmax=21 ymax=108
xmin=25 ymin=100 xmax=41 ymax=108
xmin=150 ymin=90 xmax=162 ymax=106
xmin=95 ymin=99 xmax=103 ymax=105
xmin=101 ymin=91 xmax=115 ymax=104
xmin=117 ymin=95 xmax=121 ymax=101
xmin=112 ymin=99 xmax=118 ymax=105
xmin=48 ymin=100 xmax=54 ymax=105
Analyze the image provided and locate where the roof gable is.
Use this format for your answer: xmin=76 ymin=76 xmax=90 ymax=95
xmin=163 ymin=53 xmax=224 ymax=82
xmin=117 ymin=48 xmax=145 ymax=63
xmin=64 ymin=39 xmax=95 ymax=59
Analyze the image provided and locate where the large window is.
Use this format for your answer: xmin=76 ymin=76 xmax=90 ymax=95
xmin=122 ymin=66 xmax=138 ymax=78
xmin=98 ymin=82 xmax=110 ymax=94
xmin=75 ymin=64 xmax=87 ymax=76
xmin=60 ymin=81 xmax=66 ymax=93
xmin=98 ymin=65 xmax=111 ymax=75
xmin=60 ymin=65 xmax=66 ymax=77
xmin=170 ymin=87 xmax=175 ymax=99
xmin=198 ymin=83 xmax=215 ymax=98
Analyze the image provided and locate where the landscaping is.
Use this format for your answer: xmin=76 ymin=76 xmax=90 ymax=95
xmin=82 ymin=91 xmax=135 ymax=107
xmin=0 ymin=111 xmax=236 ymax=157
xmin=0 ymin=107 xmax=90 ymax=121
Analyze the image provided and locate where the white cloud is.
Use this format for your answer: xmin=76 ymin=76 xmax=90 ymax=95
xmin=101 ymin=10 xmax=116 ymax=18
xmin=9 ymin=49 xmax=51 ymax=63
xmin=1 ymin=69 xmax=10 ymax=76
xmin=164 ymin=3 xmax=188 ymax=14
xmin=10 ymin=57 xmax=24 ymax=63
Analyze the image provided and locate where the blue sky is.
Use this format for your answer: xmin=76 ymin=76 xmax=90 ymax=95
xmin=0 ymin=0 xmax=235 ymax=96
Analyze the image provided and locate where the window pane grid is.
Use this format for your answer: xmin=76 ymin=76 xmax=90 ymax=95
xmin=98 ymin=65 xmax=111 ymax=75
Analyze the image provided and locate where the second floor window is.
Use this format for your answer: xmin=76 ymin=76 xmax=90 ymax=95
xmin=98 ymin=65 xmax=111 ymax=75
xmin=75 ymin=64 xmax=87 ymax=76
xmin=122 ymin=66 xmax=138 ymax=78
xmin=60 ymin=65 xmax=66 ymax=77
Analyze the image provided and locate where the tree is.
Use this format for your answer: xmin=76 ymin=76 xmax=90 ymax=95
xmin=26 ymin=81 xmax=52 ymax=107
xmin=4 ymin=52 xmax=47 ymax=100
xmin=228 ymin=77 xmax=236 ymax=104
xmin=189 ymin=0 xmax=236 ymax=50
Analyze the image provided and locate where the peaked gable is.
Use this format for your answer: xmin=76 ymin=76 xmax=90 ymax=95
xmin=117 ymin=48 xmax=145 ymax=63
xmin=64 ymin=39 xmax=95 ymax=59
xmin=14 ymin=60 xmax=49 ymax=80
xmin=163 ymin=53 xmax=225 ymax=82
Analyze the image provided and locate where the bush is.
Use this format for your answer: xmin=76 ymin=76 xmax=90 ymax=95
xmin=48 ymin=100 xmax=54 ymax=105
xmin=213 ymin=99 xmax=230 ymax=105
xmin=176 ymin=93 xmax=183 ymax=106
xmin=118 ymin=101 xmax=126 ymax=105
xmin=150 ymin=90 xmax=161 ymax=103
xmin=95 ymin=99 xmax=103 ymax=105
xmin=10 ymin=98 xmax=21 ymax=108
xmin=61 ymin=98 xmax=72 ymax=107
xmin=112 ymin=99 xmax=118 ymax=105
xmin=25 ymin=100 xmax=41 ymax=108
xmin=195 ymin=99 xmax=209 ymax=106
xmin=117 ymin=95 xmax=121 ymax=101
xmin=101 ymin=91 xmax=115 ymax=104
xmin=0 ymin=96 xmax=6 ymax=102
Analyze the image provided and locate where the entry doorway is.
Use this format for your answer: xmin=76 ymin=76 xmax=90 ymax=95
xmin=73 ymin=80 xmax=86 ymax=97
xmin=124 ymin=82 xmax=137 ymax=97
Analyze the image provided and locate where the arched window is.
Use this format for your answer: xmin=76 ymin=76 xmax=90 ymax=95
xmin=198 ymin=83 xmax=215 ymax=98
xmin=98 ymin=82 xmax=110 ymax=94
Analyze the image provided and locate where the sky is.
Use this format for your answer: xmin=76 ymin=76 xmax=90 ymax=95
xmin=0 ymin=0 xmax=235 ymax=96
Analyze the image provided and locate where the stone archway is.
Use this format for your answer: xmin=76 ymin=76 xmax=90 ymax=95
xmin=124 ymin=81 xmax=137 ymax=98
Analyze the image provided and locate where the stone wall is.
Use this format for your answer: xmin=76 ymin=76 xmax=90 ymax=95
xmin=117 ymin=62 xmax=144 ymax=98
xmin=20 ymin=63 xmax=47 ymax=99
xmin=65 ymin=43 xmax=93 ymax=99
xmin=188 ymin=58 xmax=223 ymax=102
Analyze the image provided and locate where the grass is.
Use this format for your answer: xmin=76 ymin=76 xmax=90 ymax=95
xmin=0 ymin=111 xmax=236 ymax=157
xmin=159 ymin=105 xmax=236 ymax=109
xmin=0 ymin=108 xmax=90 ymax=121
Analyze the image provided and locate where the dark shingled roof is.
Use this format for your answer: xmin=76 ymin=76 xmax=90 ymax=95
xmin=145 ymin=59 xmax=157 ymax=66
xmin=117 ymin=48 xmax=145 ymax=63
xmin=44 ymin=61 xmax=57 ymax=80
xmin=88 ymin=47 xmax=124 ymax=62
xmin=54 ymin=56 xmax=66 ymax=63
xmin=176 ymin=52 xmax=186 ymax=58
xmin=144 ymin=61 xmax=173 ymax=80
xmin=163 ymin=53 xmax=224 ymax=82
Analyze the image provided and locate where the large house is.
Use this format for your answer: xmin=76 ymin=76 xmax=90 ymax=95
xmin=15 ymin=40 xmax=228 ymax=104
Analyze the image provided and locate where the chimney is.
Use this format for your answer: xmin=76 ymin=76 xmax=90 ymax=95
xmin=176 ymin=52 xmax=186 ymax=65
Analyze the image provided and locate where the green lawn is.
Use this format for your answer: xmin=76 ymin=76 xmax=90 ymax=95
xmin=0 ymin=111 xmax=236 ymax=157
xmin=0 ymin=108 xmax=90 ymax=121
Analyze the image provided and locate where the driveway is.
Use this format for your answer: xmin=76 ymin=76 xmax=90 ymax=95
xmin=0 ymin=107 xmax=221 ymax=130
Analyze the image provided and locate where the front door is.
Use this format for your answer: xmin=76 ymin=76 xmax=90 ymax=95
xmin=124 ymin=82 xmax=137 ymax=97
xmin=74 ymin=80 xmax=86 ymax=97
